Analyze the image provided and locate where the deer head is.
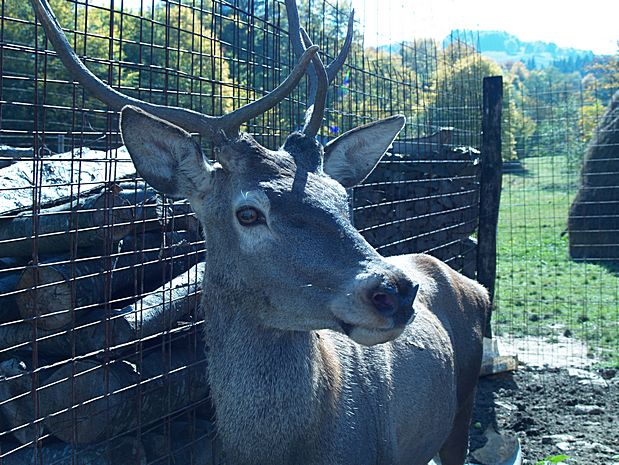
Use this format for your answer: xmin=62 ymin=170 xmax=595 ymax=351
xmin=31 ymin=0 xmax=419 ymax=345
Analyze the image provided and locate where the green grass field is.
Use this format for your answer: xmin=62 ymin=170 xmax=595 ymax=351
xmin=493 ymin=154 xmax=619 ymax=366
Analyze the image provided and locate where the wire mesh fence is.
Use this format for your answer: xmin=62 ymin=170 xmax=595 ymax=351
xmin=493 ymin=79 xmax=619 ymax=367
xmin=0 ymin=0 xmax=488 ymax=463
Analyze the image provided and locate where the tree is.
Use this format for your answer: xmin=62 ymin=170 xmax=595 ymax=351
xmin=432 ymin=53 xmax=530 ymax=159
xmin=1 ymin=0 xmax=232 ymax=147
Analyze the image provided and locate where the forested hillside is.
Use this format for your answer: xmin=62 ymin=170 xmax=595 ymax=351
xmin=447 ymin=30 xmax=597 ymax=71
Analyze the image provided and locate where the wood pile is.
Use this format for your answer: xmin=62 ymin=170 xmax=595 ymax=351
xmin=0 ymin=146 xmax=212 ymax=464
xmin=354 ymin=129 xmax=481 ymax=278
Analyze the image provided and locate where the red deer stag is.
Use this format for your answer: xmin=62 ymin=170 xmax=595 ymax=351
xmin=30 ymin=0 xmax=489 ymax=463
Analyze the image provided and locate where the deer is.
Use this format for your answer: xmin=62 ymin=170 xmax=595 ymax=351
xmin=30 ymin=0 xmax=490 ymax=464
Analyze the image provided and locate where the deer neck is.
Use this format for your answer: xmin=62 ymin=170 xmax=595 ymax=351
xmin=202 ymin=271 xmax=342 ymax=464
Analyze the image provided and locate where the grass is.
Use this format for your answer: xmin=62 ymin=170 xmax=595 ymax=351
xmin=493 ymin=154 xmax=619 ymax=367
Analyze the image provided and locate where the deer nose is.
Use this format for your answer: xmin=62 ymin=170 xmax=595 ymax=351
xmin=370 ymin=285 xmax=400 ymax=317
xmin=369 ymin=279 xmax=419 ymax=322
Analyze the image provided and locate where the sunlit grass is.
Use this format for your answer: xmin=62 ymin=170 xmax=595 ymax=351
xmin=493 ymin=155 xmax=619 ymax=366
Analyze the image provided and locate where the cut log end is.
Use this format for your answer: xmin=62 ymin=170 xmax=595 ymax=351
xmin=15 ymin=264 xmax=72 ymax=330
xmin=91 ymin=188 xmax=134 ymax=242
xmin=39 ymin=360 xmax=137 ymax=444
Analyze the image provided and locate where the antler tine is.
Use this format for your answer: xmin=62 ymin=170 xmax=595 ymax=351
xmin=285 ymin=0 xmax=354 ymax=138
xmin=31 ymin=0 xmax=318 ymax=138
xmin=284 ymin=0 xmax=317 ymax=102
xmin=299 ymin=29 xmax=328 ymax=138
xmin=218 ymin=45 xmax=319 ymax=135
xmin=325 ymin=10 xmax=354 ymax=84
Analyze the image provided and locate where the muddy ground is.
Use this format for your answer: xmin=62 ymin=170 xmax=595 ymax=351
xmin=468 ymin=366 xmax=619 ymax=464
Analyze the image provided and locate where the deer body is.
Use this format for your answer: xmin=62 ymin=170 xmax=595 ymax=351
xmin=203 ymin=248 xmax=486 ymax=465
xmin=179 ymin=134 xmax=487 ymax=465
xmin=30 ymin=0 xmax=489 ymax=462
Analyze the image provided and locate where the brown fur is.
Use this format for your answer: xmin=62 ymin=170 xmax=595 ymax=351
xmin=317 ymin=331 xmax=344 ymax=416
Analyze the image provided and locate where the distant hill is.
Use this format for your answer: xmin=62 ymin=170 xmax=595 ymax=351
xmin=444 ymin=30 xmax=596 ymax=72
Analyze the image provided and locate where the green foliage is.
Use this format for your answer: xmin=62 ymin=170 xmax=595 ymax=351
xmin=535 ymin=454 xmax=570 ymax=465
xmin=2 ymin=0 xmax=615 ymax=159
xmin=430 ymin=51 xmax=532 ymax=160
xmin=2 ymin=0 xmax=231 ymax=145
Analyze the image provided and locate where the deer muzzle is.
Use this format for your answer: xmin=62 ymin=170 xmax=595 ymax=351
xmin=331 ymin=268 xmax=419 ymax=346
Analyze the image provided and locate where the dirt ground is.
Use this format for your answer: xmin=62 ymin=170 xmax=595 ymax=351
xmin=468 ymin=366 xmax=619 ymax=464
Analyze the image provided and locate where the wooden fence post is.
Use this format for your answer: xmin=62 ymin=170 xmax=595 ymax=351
xmin=478 ymin=76 xmax=503 ymax=338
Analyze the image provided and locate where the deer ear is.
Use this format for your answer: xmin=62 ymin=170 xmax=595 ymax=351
xmin=323 ymin=115 xmax=405 ymax=188
xmin=120 ymin=106 xmax=213 ymax=200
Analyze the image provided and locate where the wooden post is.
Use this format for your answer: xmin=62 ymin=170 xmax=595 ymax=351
xmin=478 ymin=76 xmax=503 ymax=338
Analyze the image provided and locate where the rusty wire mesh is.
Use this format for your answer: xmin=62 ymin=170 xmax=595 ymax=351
xmin=493 ymin=79 xmax=619 ymax=367
xmin=0 ymin=0 xmax=485 ymax=463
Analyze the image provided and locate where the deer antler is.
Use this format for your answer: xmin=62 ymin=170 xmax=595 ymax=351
xmin=285 ymin=0 xmax=354 ymax=138
xmin=30 ymin=0 xmax=318 ymax=138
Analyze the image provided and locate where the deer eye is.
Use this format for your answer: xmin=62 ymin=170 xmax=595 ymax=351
xmin=236 ymin=207 xmax=264 ymax=226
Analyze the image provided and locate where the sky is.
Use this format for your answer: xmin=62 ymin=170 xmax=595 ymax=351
xmin=90 ymin=0 xmax=618 ymax=55
xmin=351 ymin=0 xmax=618 ymax=55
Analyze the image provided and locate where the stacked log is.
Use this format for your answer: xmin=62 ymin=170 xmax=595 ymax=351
xmin=1 ymin=263 xmax=204 ymax=358
xmin=0 ymin=145 xmax=211 ymax=462
xmin=0 ymin=435 xmax=146 ymax=465
xmin=0 ymin=146 xmax=135 ymax=216
xmin=0 ymin=358 xmax=45 ymax=445
xmin=354 ymin=135 xmax=481 ymax=277
xmin=0 ymin=146 xmax=33 ymax=169
xmin=113 ymin=230 xmax=203 ymax=302
xmin=0 ymin=331 xmax=209 ymax=446
xmin=141 ymin=416 xmax=214 ymax=465
xmin=0 ymin=185 xmax=134 ymax=257
xmin=13 ymin=233 xmax=203 ymax=331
